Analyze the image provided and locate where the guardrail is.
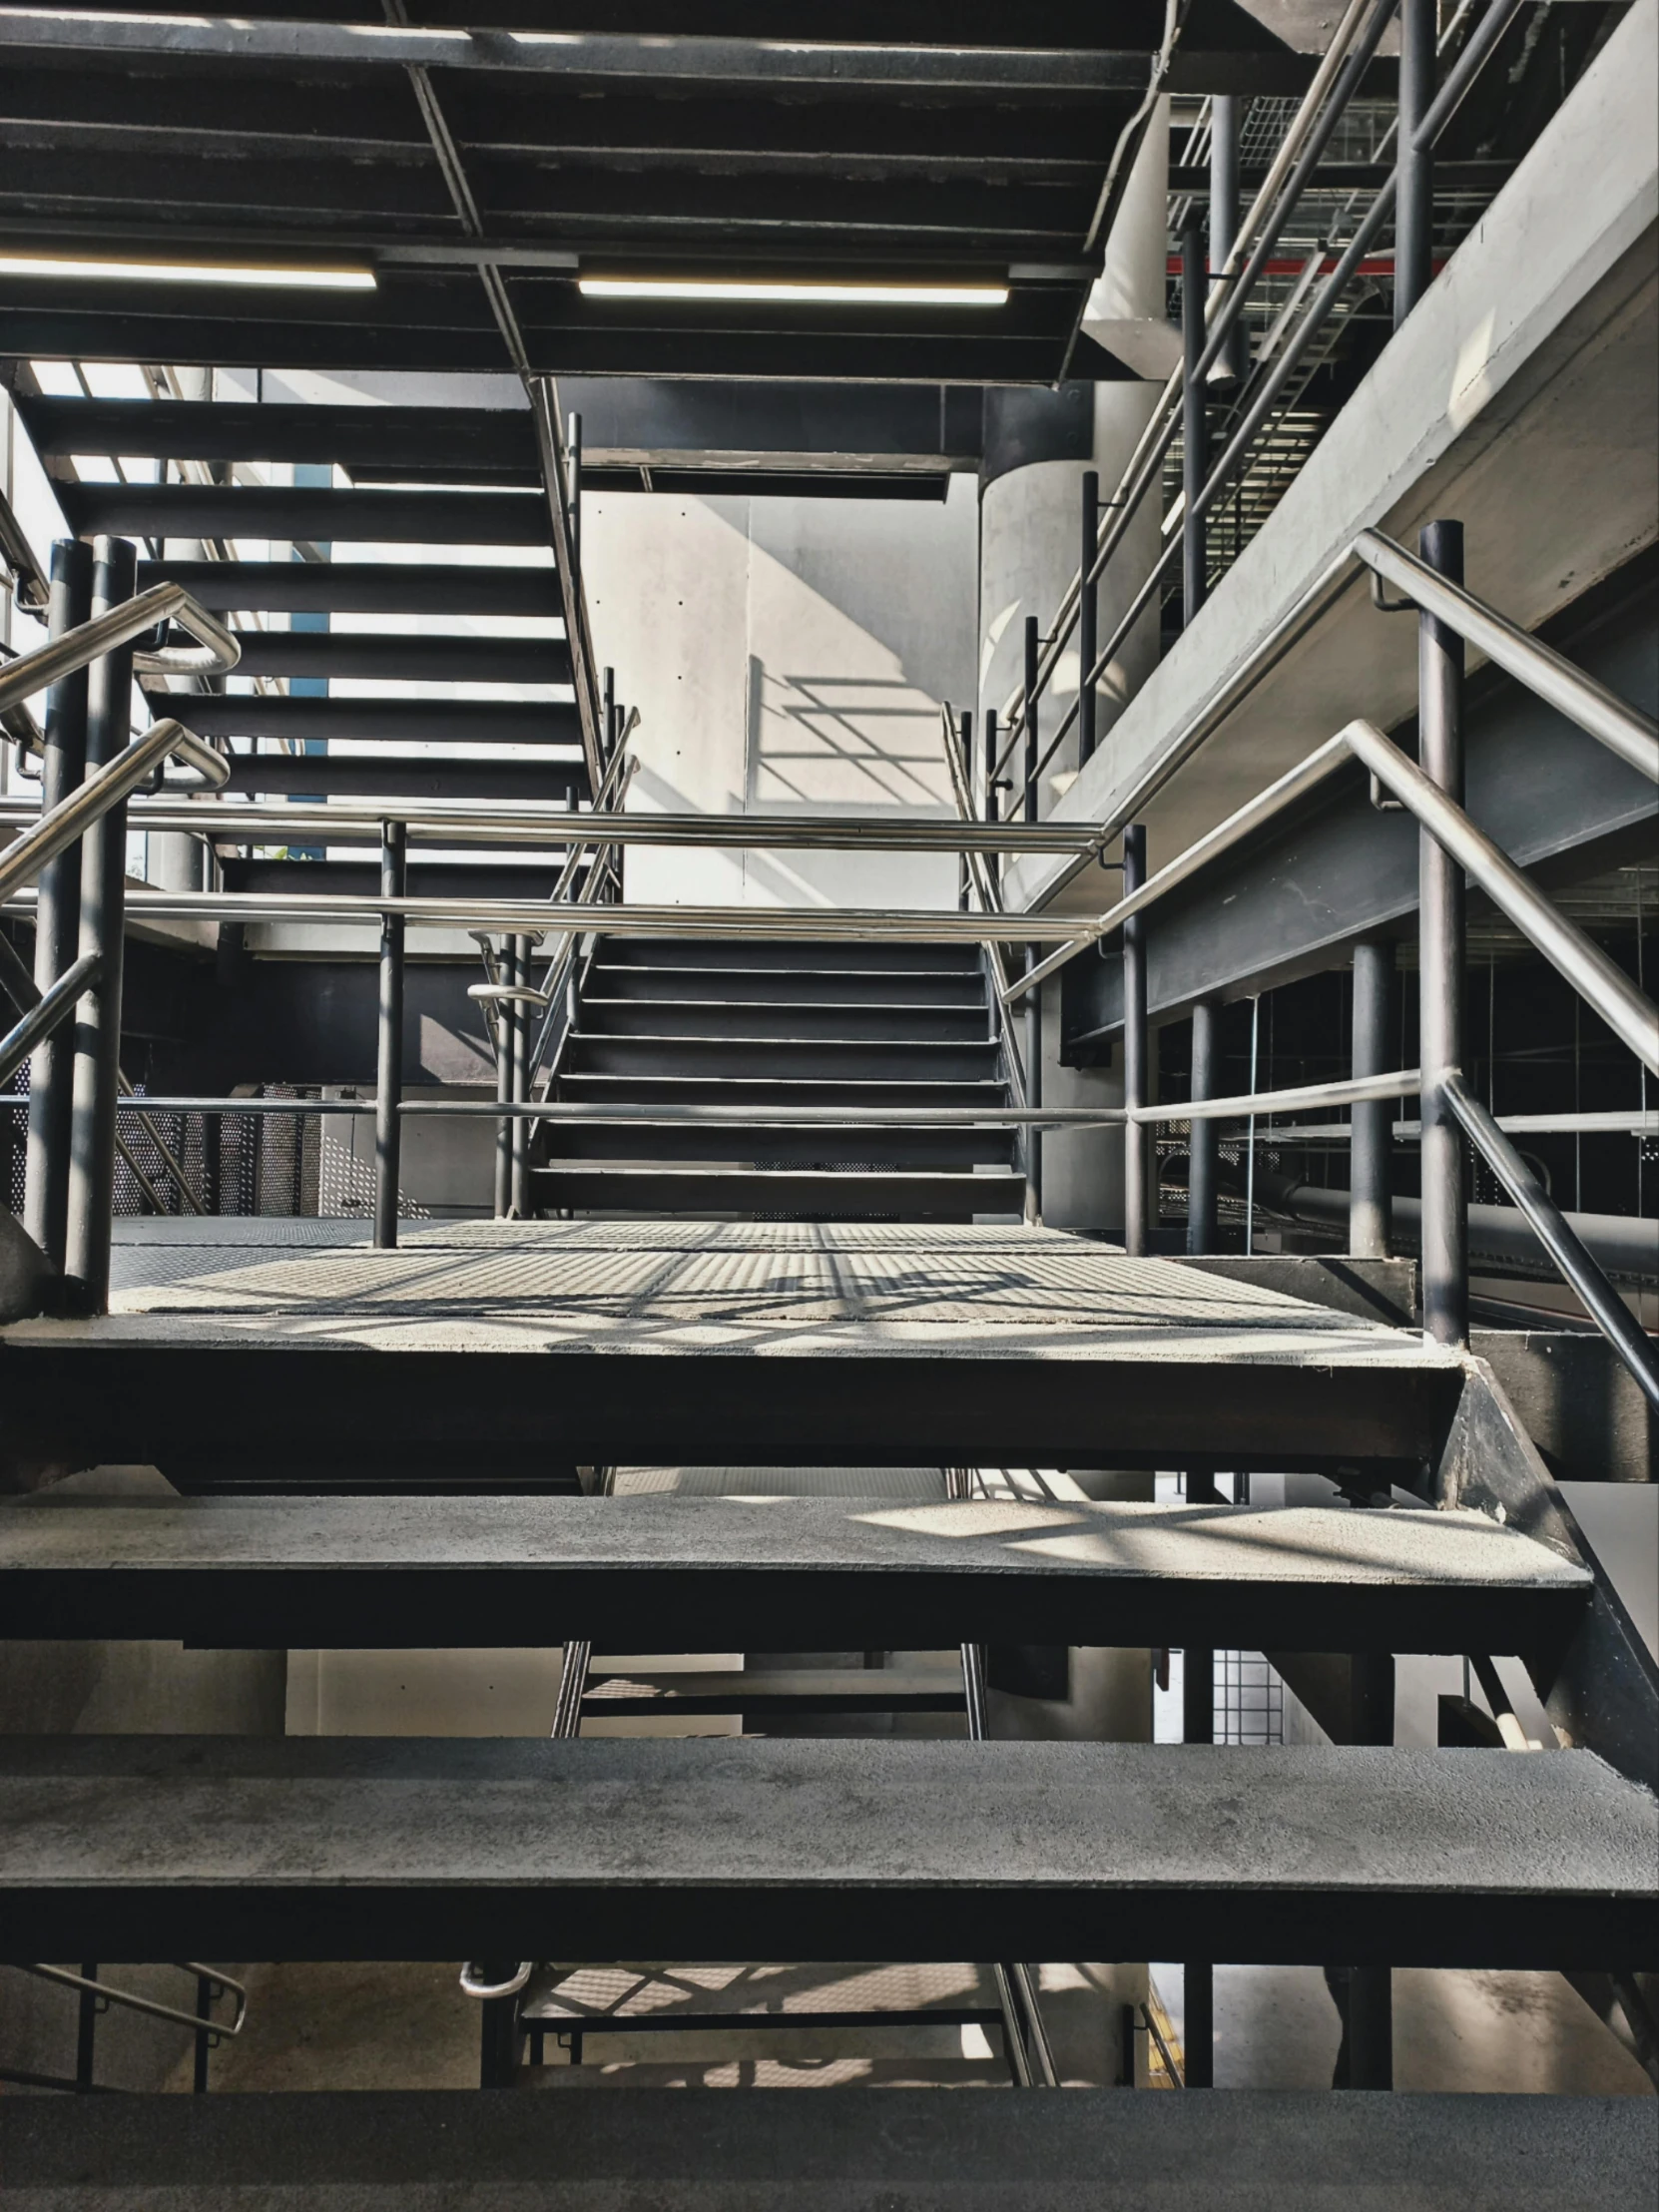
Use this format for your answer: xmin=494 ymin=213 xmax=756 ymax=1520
xmin=991 ymin=0 xmax=1532 ymax=820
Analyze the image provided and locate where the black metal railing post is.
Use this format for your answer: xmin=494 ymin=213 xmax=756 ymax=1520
xmin=64 ymin=536 xmax=137 ymax=1312
xmin=1350 ymin=939 xmax=1395 ymax=1258
xmin=1078 ymin=470 xmax=1099 ymax=767
xmin=602 ymin=663 xmax=616 ymax=762
xmin=493 ymin=960 xmax=512 ymax=1221
xmin=510 ymin=932 xmax=531 ymax=1218
xmin=1122 ymin=824 xmax=1150 ymax=1255
xmin=1395 ymin=0 xmax=1435 ymax=326
xmin=372 ymin=821 xmax=407 ymax=1250
xmin=984 ymin=709 xmax=1000 ymax=899
xmin=1346 ymin=1654 xmax=1396 ymax=2089
xmin=1186 ymin=999 xmax=1219 ymax=1254
xmin=1181 ymin=1474 xmax=1219 ymax=2091
xmin=1417 ymin=521 xmax=1466 ymax=1344
xmin=24 ymin=537 xmax=92 ymax=1274
xmin=958 ymin=711 xmax=973 ymax=911
xmin=1182 ymin=221 xmax=1209 ymax=627
xmin=1210 ymin=96 xmax=1248 ymax=386
xmin=1022 ymin=616 xmax=1039 ymax=822
xmin=1025 ymin=955 xmax=1043 ymax=1222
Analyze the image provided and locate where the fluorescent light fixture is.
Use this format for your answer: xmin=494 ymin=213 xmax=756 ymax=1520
xmin=0 ymin=255 xmax=376 ymax=291
xmin=579 ymin=276 xmax=1008 ymax=307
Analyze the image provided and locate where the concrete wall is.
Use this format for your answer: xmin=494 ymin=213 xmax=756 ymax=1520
xmin=583 ymin=481 xmax=978 ymax=911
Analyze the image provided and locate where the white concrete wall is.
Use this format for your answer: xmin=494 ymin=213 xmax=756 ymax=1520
xmin=582 ymin=480 xmax=978 ymax=911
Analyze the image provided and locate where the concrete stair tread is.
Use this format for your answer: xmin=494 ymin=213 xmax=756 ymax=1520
xmin=0 ymin=1495 xmax=1590 ymax=1654
xmin=1 ymin=1737 xmax=1649 ymax=1963
xmin=519 ymin=1957 xmax=998 ymax=2026
xmin=6 ymin=2088 xmax=1647 ymax=2208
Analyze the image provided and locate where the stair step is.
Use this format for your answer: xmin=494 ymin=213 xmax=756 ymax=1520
xmin=21 ymin=394 xmax=536 ymax=475
xmin=212 ymin=756 xmax=587 ymax=804
xmin=530 ymin=1165 xmax=1025 ymax=1215
xmin=519 ymin=1957 xmax=998 ymax=2034
xmin=579 ymin=999 xmax=990 ymax=1042
xmin=588 ymin=962 xmax=987 ymax=1006
xmin=224 ymin=630 xmax=570 ymax=685
xmin=538 ymin=1126 xmax=1017 ymax=1168
xmin=60 ymin=483 xmax=549 ymax=546
xmin=221 ymin=859 xmax=577 ymax=901
xmin=4 ymin=2086 xmax=1649 ymax=2209
xmin=566 ymin=1038 xmax=1002 ymax=1081
xmin=600 ymin=938 xmax=982 ymax=975
xmin=581 ymin=1667 xmax=966 ymax=1715
xmin=553 ymin=1075 xmax=1008 ymax=1108
xmin=144 ymin=693 xmax=580 ymax=748
xmin=0 ymin=1495 xmax=1590 ymax=1655
xmin=2 ymin=1736 xmax=1647 ymax=1962
xmin=138 ymin=559 xmax=562 ymax=618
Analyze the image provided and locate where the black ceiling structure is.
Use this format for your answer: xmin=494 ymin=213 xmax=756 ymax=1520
xmin=0 ymin=1 xmax=1368 ymax=383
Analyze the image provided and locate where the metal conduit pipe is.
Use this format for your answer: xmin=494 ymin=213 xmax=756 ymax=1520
xmin=1248 ymin=1172 xmax=1659 ymax=1287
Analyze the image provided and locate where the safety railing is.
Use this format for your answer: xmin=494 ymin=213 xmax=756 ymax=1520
xmin=12 ymin=1961 xmax=246 ymax=2096
xmin=528 ymin=377 xmax=607 ymax=798
xmin=996 ymin=516 xmax=1657 ymax=1400
xmin=991 ymin=0 xmax=1532 ymax=822
xmin=0 ymin=581 xmax=241 ymax=714
xmin=0 ymin=716 xmax=227 ymax=906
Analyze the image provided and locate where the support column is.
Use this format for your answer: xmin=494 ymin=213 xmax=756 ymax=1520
xmin=1022 ymin=615 xmax=1040 ymax=823
xmin=1394 ymin=0 xmax=1435 ymax=327
xmin=1350 ymin=940 xmax=1395 ymax=1258
xmin=1187 ymin=999 xmax=1219 ymax=1256
xmin=1209 ymin=97 xmax=1248 ymax=386
xmin=1077 ymin=471 xmax=1099 ymax=767
xmin=64 ymin=536 xmax=137 ymax=1312
xmin=373 ymin=822 xmax=407 ymax=1250
xmin=1345 ymin=1654 xmax=1396 ymax=2088
xmin=25 ymin=538 xmax=92 ymax=1273
xmin=1417 ymin=521 xmax=1466 ymax=1346
xmin=1181 ymin=220 xmax=1209 ymax=627
xmin=510 ymin=933 xmax=531 ymax=1219
xmin=1122 ymin=824 xmax=1150 ymax=1256
xmin=1025 ymin=960 xmax=1043 ymax=1222
xmin=1182 ymin=1461 xmax=1220 ymax=2089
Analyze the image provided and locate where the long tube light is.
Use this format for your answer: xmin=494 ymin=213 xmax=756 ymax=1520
xmin=0 ymin=254 xmax=376 ymax=290
xmin=579 ymin=276 xmax=1007 ymax=306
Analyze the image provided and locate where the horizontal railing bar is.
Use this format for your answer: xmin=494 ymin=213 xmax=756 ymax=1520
xmin=1356 ymin=531 xmax=1659 ymax=783
xmin=6 ymin=890 xmax=1088 ymax=942
xmin=113 ymin=1098 xmax=1128 ymax=1127
xmin=1442 ymin=1073 xmax=1659 ymax=1407
xmin=1002 ymin=733 xmax=1352 ymax=1002
xmin=0 ymin=584 xmax=239 ymax=713
xmin=0 ymin=720 xmax=228 ymax=904
xmin=1347 ymin=719 xmax=1659 ymax=1075
xmin=1131 ymin=1069 xmax=1420 ymax=1128
xmin=0 ymin=799 xmax=1106 ymax=856
xmin=1196 ymin=1109 xmax=1659 ymax=1141
xmin=0 ymin=947 xmax=102 ymax=1088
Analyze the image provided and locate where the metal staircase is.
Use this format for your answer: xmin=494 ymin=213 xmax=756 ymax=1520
xmin=536 ymin=937 xmax=1028 ymax=1219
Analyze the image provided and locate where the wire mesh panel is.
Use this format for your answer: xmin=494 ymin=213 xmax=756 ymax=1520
xmin=1214 ymin=1651 xmax=1285 ymax=1746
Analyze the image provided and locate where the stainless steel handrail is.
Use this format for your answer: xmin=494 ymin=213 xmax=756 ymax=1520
xmin=1346 ymin=718 xmax=1659 ymax=1073
xmin=1442 ymin=1073 xmax=1659 ymax=1406
xmin=18 ymin=1961 xmax=248 ymax=2042
xmin=13 ymin=888 xmax=1087 ymax=941
xmin=0 ymin=584 xmax=240 ymax=713
xmin=0 ymin=718 xmax=229 ymax=903
xmin=1356 ymin=532 xmax=1659 ymax=783
xmin=0 ymin=947 xmax=102 ymax=1088
xmin=0 ymin=798 xmax=1107 ymax=855
xmin=1129 ymin=1068 xmax=1420 ymax=1127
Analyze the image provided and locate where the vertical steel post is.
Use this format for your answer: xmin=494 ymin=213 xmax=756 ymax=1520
xmin=1182 ymin=1464 xmax=1219 ymax=2088
xmin=1078 ymin=470 xmax=1099 ymax=767
xmin=1182 ymin=221 xmax=1209 ymax=626
xmin=567 ymin=410 xmax=582 ymax=603
xmin=1394 ymin=0 xmax=1435 ymax=328
xmin=64 ymin=536 xmax=137 ymax=1312
xmin=1350 ymin=940 xmax=1395 ymax=1258
xmin=602 ymin=664 xmax=616 ymax=762
xmin=489 ymin=938 xmax=512 ymax=1221
xmin=1346 ymin=1653 xmax=1396 ymax=2088
xmin=1022 ymin=615 xmax=1039 ymax=823
xmin=958 ymin=711 xmax=973 ymax=912
xmin=984 ymin=709 xmax=1000 ymax=899
xmin=1417 ymin=521 xmax=1466 ymax=1345
xmin=1210 ymin=97 xmax=1248 ymax=385
xmin=373 ymin=821 xmax=407 ymax=1250
xmin=510 ymin=932 xmax=531 ymax=1219
xmin=1122 ymin=824 xmax=1150 ymax=1255
xmin=1025 ymin=958 xmax=1043 ymax=1222
xmin=1187 ymin=999 xmax=1219 ymax=1255
xmin=25 ymin=538 xmax=92 ymax=1272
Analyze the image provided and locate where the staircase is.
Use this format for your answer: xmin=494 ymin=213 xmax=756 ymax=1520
xmin=11 ymin=392 xmax=596 ymax=860
xmin=536 ymin=936 xmax=1028 ymax=1219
